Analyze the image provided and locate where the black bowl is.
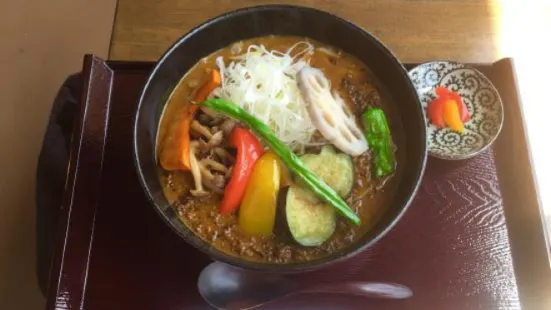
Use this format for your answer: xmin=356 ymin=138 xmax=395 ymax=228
xmin=134 ymin=5 xmax=427 ymax=272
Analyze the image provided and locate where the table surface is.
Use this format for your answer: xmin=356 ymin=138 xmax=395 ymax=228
xmin=109 ymin=0 xmax=500 ymax=63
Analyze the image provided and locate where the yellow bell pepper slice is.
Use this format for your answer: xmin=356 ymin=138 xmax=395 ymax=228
xmin=442 ymin=99 xmax=464 ymax=133
xmin=238 ymin=152 xmax=281 ymax=236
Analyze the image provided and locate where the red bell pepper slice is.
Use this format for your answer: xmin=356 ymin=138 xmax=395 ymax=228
xmin=219 ymin=127 xmax=264 ymax=214
xmin=428 ymin=97 xmax=446 ymax=128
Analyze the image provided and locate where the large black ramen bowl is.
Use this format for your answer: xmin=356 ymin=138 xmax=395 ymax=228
xmin=134 ymin=5 xmax=427 ymax=272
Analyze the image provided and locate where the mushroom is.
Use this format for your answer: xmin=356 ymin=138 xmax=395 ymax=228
xmin=200 ymin=106 xmax=221 ymax=119
xmin=189 ymin=139 xmax=232 ymax=196
xmin=225 ymin=166 xmax=233 ymax=179
xmin=208 ymin=131 xmax=223 ymax=147
xmin=189 ymin=141 xmax=209 ymax=197
xmin=191 ymin=120 xmax=213 ymax=139
xmin=200 ymin=158 xmax=229 ymax=173
xmin=197 ymin=131 xmax=223 ymax=153
xmin=199 ymin=163 xmax=225 ymax=194
xmin=220 ymin=119 xmax=237 ymax=136
xmin=211 ymin=174 xmax=226 ymax=190
xmin=297 ymin=67 xmax=369 ymax=156
xmin=214 ymin=147 xmax=235 ymax=163
xmin=197 ymin=106 xmax=224 ymax=126
xmin=197 ymin=113 xmax=212 ymax=125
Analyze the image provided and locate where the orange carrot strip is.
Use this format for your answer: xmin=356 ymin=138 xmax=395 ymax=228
xmin=160 ymin=69 xmax=221 ymax=171
xmin=193 ymin=69 xmax=221 ymax=103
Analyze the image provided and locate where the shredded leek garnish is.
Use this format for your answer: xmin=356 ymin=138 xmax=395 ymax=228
xmin=212 ymin=41 xmax=321 ymax=151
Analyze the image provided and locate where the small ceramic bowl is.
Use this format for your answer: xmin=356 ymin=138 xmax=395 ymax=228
xmin=408 ymin=61 xmax=504 ymax=160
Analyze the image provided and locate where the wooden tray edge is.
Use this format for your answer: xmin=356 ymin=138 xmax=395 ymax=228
xmin=46 ymin=55 xmax=114 ymax=310
xmin=491 ymin=59 xmax=551 ymax=309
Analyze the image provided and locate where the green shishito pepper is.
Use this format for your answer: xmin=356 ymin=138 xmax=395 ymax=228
xmin=201 ymin=99 xmax=361 ymax=225
xmin=362 ymin=107 xmax=396 ymax=178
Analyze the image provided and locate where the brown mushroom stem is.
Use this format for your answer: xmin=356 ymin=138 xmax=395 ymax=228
xmin=189 ymin=141 xmax=209 ymax=197
xmin=200 ymin=106 xmax=220 ymax=118
xmin=199 ymin=163 xmax=225 ymax=194
xmin=200 ymin=158 xmax=229 ymax=173
xmin=220 ymin=119 xmax=236 ymax=136
xmin=191 ymin=120 xmax=213 ymax=139
xmin=214 ymin=147 xmax=235 ymax=163
xmin=208 ymin=131 xmax=223 ymax=147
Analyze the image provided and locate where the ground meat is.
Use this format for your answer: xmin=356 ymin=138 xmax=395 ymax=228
xmin=346 ymin=152 xmax=376 ymax=212
xmin=166 ymin=174 xmax=178 ymax=192
xmin=169 ymin=144 xmax=383 ymax=263
xmin=352 ymin=152 xmax=372 ymax=184
xmin=276 ymin=244 xmax=293 ymax=262
xmin=341 ymin=75 xmax=381 ymax=112
xmin=173 ymin=188 xmax=365 ymax=263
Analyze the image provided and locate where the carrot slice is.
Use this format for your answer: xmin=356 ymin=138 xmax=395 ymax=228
xmin=193 ymin=69 xmax=221 ymax=103
xmin=160 ymin=69 xmax=221 ymax=171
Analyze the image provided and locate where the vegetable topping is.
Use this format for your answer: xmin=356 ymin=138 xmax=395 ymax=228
xmin=286 ymin=145 xmax=353 ymax=246
xmin=297 ymin=67 xmax=369 ymax=156
xmin=238 ymin=152 xmax=281 ymax=236
xmin=219 ymin=127 xmax=264 ymax=214
xmin=212 ymin=42 xmax=319 ymax=151
xmin=299 ymin=145 xmax=354 ymax=198
xmin=362 ymin=107 xmax=396 ymax=178
xmin=286 ymin=186 xmax=336 ymax=246
xmin=201 ymin=98 xmax=361 ymax=225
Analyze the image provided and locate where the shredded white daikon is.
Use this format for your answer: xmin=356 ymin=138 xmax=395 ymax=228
xmin=212 ymin=41 xmax=319 ymax=151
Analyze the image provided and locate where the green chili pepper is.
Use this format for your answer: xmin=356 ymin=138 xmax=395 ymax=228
xmin=362 ymin=107 xmax=396 ymax=178
xmin=201 ymin=98 xmax=360 ymax=225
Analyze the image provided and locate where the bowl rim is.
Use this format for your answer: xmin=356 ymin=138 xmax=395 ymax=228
xmin=133 ymin=4 xmax=427 ymax=272
xmin=408 ymin=59 xmax=505 ymax=161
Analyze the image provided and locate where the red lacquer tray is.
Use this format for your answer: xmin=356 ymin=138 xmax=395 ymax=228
xmin=45 ymin=56 xmax=550 ymax=310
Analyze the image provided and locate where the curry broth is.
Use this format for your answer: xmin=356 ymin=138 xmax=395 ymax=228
xmin=157 ymin=36 xmax=405 ymax=263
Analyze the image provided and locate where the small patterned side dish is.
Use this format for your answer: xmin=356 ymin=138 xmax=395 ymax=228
xmin=409 ymin=61 xmax=503 ymax=160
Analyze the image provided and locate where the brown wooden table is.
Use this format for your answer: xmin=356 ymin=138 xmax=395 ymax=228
xmin=103 ymin=1 xmax=551 ymax=309
xmin=109 ymin=0 xmax=500 ymax=63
